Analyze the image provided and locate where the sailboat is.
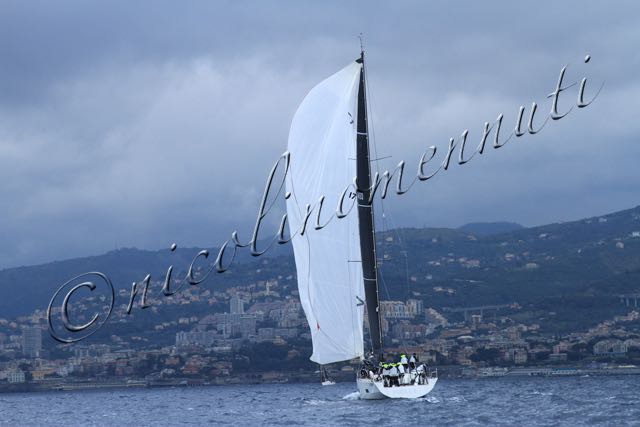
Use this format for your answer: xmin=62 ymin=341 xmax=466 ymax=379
xmin=320 ymin=366 xmax=335 ymax=386
xmin=285 ymin=49 xmax=438 ymax=399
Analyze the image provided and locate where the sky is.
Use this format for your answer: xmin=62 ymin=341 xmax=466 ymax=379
xmin=0 ymin=1 xmax=639 ymax=268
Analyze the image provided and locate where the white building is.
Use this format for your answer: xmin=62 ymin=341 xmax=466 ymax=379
xmin=230 ymin=297 xmax=246 ymax=314
xmin=593 ymin=339 xmax=628 ymax=357
xmin=406 ymin=299 xmax=424 ymax=317
xmin=380 ymin=301 xmax=415 ymax=320
xmin=7 ymin=370 xmax=26 ymax=384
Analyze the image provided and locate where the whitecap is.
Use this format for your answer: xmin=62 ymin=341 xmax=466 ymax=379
xmin=304 ymin=399 xmax=328 ymax=406
xmin=342 ymin=391 xmax=360 ymax=400
xmin=424 ymin=395 xmax=441 ymax=404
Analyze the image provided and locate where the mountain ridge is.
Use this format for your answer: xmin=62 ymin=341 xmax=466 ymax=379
xmin=458 ymin=221 xmax=524 ymax=236
xmin=2 ymin=205 xmax=640 ymax=327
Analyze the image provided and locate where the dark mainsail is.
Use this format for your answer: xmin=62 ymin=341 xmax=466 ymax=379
xmin=355 ymin=51 xmax=383 ymax=360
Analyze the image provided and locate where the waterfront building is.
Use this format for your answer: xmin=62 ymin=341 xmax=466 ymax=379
xmin=6 ymin=370 xmax=25 ymax=383
xmin=593 ymin=339 xmax=628 ymax=357
xmin=549 ymin=353 xmax=568 ymax=362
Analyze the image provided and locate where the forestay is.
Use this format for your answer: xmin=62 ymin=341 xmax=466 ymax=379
xmin=286 ymin=61 xmax=365 ymax=365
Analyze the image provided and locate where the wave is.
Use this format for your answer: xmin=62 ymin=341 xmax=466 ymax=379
xmin=304 ymin=398 xmax=330 ymax=406
xmin=342 ymin=391 xmax=360 ymax=400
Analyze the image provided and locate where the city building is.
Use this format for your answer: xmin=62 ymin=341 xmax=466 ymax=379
xmin=380 ymin=301 xmax=415 ymax=320
xmin=21 ymin=326 xmax=42 ymax=358
xmin=593 ymin=339 xmax=628 ymax=357
xmin=406 ymin=299 xmax=424 ymax=317
xmin=7 ymin=370 xmax=26 ymax=384
xmin=230 ymin=297 xmax=246 ymax=314
xmin=175 ymin=330 xmax=219 ymax=347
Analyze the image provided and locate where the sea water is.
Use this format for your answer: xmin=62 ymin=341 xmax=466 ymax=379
xmin=0 ymin=376 xmax=638 ymax=426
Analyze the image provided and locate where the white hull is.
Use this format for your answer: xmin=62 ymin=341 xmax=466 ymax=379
xmin=357 ymin=377 xmax=387 ymax=400
xmin=357 ymin=374 xmax=438 ymax=400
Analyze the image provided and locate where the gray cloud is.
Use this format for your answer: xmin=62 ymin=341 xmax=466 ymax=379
xmin=1 ymin=1 xmax=639 ymax=268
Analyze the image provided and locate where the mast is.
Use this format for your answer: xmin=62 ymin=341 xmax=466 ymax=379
xmin=355 ymin=50 xmax=383 ymax=360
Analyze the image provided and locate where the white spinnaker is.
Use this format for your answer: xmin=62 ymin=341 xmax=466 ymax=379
xmin=286 ymin=61 xmax=365 ymax=365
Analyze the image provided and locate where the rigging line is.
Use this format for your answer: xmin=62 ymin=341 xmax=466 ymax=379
xmin=402 ymin=250 xmax=410 ymax=303
xmin=377 ymin=261 xmax=392 ymax=300
xmin=383 ymin=207 xmax=412 ymax=301
xmin=363 ymin=59 xmax=397 ymax=357
xmin=364 ymin=55 xmax=394 ymax=283
xmin=364 ymin=61 xmax=415 ymax=357
xmin=363 ymin=54 xmax=387 ymax=265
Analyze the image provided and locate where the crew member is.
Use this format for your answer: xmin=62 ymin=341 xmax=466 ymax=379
xmin=389 ymin=363 xmax=399 ymax=387
xmin=400 ymin=354 xmax=409 ymax=371
xmin=397 ymin=362 xmax=406 ymax=385
xmin=382 ymin=364 xmax=390 ymax=387
xmin=417 ymin=363 xmax=428 ymax=385
xmin=409 ymin=353 xmax=417 ymax=370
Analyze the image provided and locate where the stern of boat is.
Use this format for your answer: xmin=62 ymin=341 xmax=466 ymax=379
xmin=357 ymin=368 xmax=438 ymax=400
xmin=357 ymin=377 xmax=387 ymax=400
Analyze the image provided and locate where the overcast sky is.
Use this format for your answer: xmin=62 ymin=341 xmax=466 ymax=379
xmin=1 ymin=1 xmax=638 ymax=268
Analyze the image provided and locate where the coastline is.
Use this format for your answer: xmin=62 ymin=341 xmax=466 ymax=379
xmin=2 ymin=364 xmax=639 ymax=394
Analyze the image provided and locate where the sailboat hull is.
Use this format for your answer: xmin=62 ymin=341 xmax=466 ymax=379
xmin=356 ymin=377 xmax=387 ymax=400
xmin=357 ymin=376 xmax=438 ymax=400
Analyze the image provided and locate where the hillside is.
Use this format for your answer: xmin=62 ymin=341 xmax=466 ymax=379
xmin=376 ymin=206 xmax=640 ymax=332
xmin=458 ymin=221 xmax=524 ymax=236
xmin=2 ymin=205 xmax=640 ymax=334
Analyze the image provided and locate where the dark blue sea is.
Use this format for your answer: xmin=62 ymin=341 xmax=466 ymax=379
xmin=0 ymin=376 xmax=638 ymax=426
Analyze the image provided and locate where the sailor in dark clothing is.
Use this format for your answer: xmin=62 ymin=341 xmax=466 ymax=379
xmin=409 ymin=353 xmax=417 ymax=370
xmin=382 ymin=364 xmax=390 ymax=387
xmin=389 ymin=363 xmax=399 ymax=387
